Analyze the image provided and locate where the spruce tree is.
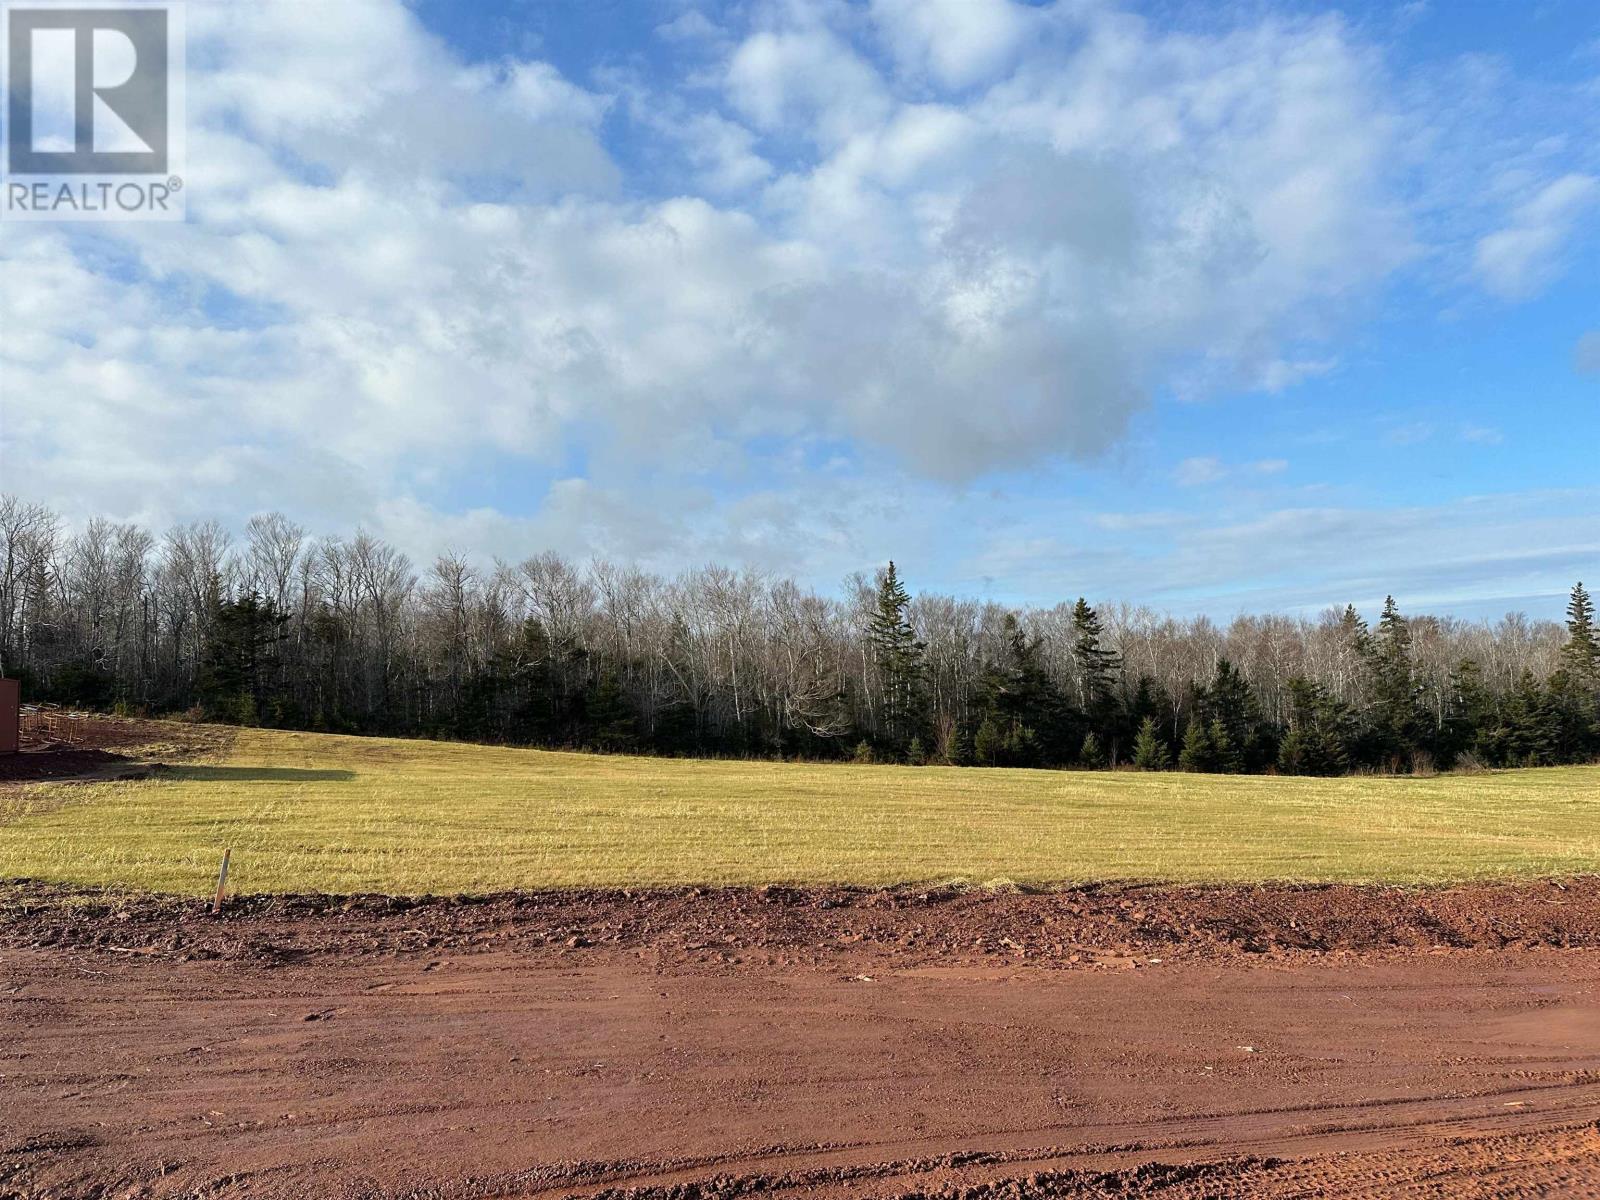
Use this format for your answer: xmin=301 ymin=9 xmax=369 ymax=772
xmin=975 ymin=613 xmax=1071 ymax=764
xmin=1193 ymin=658 xmax=1266 ymax=771
xmin=973 ymin=715 xmax=1002 ymax=766
xmin=1079 ymin=730 xmax=1103 ymax=767
xmin=1443 ymin=658 xmax=1492 ymax=766
xmin=1208 ymin=718 xmax=1243 ymax=773
xmin=1276 ymin=726 xmax=1312 ymax=776
xmin=1367 ymin=595 xmax=1425 ymax=769
xmin=947 ymin=723 xmax=974 ymax=766
xmin=1178 ymin=717 xmax=1215 ymax=772
xmin=1281 ymin=677 xmax=1354 ymax=776
xmin=1564 ymin=582 xmax=1598 ymax=680
xmin=865 ymin=562 xmax=928 ymax=753
xmin=1131 ymin=716 xmax=1171 ymax=770
xmin=1070 ymin=598 xmax=1120 ymax=714
xmin=1340 ymin=603 xmax=1371 ymax=655
xmin=585 ymin=671 xmax=638 ymax=752
xmin=200 ymin=591 xmax=290 ymax=723
xmin=906 ymin=735 xmax=927 ymax=765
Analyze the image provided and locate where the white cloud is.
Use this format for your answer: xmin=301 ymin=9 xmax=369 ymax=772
xmin=1174 ymin=457 xmax=1289 ymax=487
xmin=1474 ymin=173 xmax=1600 ymax=299
xmin=1174 ymin=457 xmax=1228 ymax=487
xmin=0 ymin=0 xmax=1589 ymax=613
xmin=724 ymin=27 xmax=891 ymax=145
xmin=870 ymin=0 xmax=1033 ymax=89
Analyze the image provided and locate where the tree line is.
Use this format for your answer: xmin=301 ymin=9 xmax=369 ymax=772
xmin=1 ymin=495 xmax=1596 ymax=774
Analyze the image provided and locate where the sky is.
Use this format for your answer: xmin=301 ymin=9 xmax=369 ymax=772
xmin=0 ymin=0 xmax=1597 ymax=620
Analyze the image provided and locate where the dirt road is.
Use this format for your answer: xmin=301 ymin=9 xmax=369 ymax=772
xmin=5 ymin=883 xmax=1600 ymax=1198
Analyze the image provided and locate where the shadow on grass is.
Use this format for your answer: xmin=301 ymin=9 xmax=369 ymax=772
xmin=167 ymin=766 xmax=356 ymax=783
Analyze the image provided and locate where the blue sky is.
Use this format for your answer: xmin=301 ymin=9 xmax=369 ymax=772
xmin=1 ymin=0 xmax=1596 ymax=620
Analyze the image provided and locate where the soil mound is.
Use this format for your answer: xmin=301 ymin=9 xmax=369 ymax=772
xmin=5 ymin=875 xmax=1599 ymax=968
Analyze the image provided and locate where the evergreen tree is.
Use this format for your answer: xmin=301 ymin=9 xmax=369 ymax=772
xmin=1193 ymin=658 xmax=1269 ymax=771
xmin=200 ymin=591 xmax=289 ymax=723
xmin=947 ymin=723 xmax=974 ymax=766
xmin=1178 ymin=717 xmax=1215 ymax=772
xmin=1279 ymin=677 xmax=1353 ymax=776
xmin=1128 ymin=675 xmax=1172 ymax=732
xmin=1070 ymin=597 xmax=1120 ymax=722
xmin=1476 ymin=671 xmax=1550 ymax=767
xmin=1131 ymin=716 xmax=1171 ymax=770
xmin=865 ymin=562 xmax=929 ymax=752
xmin=1365 ymin=595 xmax=1427 ymax=769
xmin=1275 ymin=726 xmax=1314 ymax=775
xmin=1079 ymin=730 xmax=1103 ymax=767
xmin=974 ymin=613 xmax=1071 ymax=764
xmin=1540 ymin=668 xmax=1600 ymax=765
xmin=1340 ymin=603 xmax=1372 ymax=656
xmin=1564 ymin=582 xmax=1598 ymax=681
xmin=584 ymin=670 xmax=637 ymax=752
xmin=906 ymin=735 xmax=927 ymax=765
xmin=973 ymin=715 xmax=1003 ymax=766
xmin=1208 ymin=718 xmax=1243 ymax=773
xmin=1443 ymin=658 xmax=1493 ymax=766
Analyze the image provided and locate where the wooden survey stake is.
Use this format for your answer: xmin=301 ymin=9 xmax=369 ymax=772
xmin=213 ymin=849 xmax=231 ymax=914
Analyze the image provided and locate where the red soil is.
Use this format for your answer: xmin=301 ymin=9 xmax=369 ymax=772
xmin=0 ymin=717 xmax=231 ymax=785
xmin=5 ymin=882 xmax=1600 ymax=1198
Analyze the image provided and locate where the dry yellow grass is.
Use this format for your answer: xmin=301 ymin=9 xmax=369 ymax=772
xmin=1 ymin=727 xmax=1596 ymax=895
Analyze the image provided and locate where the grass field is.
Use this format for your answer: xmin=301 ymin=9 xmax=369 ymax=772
xmin=1 ymin=727 xmax=1597 ymax=895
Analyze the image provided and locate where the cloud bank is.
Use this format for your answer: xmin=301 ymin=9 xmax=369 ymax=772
xmin=1 ymin=0 xmax=1595 ymax=612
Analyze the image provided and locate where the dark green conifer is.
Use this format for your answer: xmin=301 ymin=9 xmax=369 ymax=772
xmin=973 ymin=715 xmax=1002 ymax=766
xmin=947 ymin=723 xmax=974 ymax=766
xmin=1178 ymin=717 xmax=1214 ymax=772
xmin=865 ymin=562 xmax=929 ymax=753
xmin=1564 ymin=582 xmax=1598 ymax=680
xmin=1131 ymin=716 xmax=1171 ymax=770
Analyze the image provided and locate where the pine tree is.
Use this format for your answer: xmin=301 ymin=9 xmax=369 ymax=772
xmin=200 ymin=591 xmax=290 ymax=723
xmin=1178 ymin=717 xmax=1215 ymax=772
xmin=947 ymin=723 xmax=974 ymax=766
xmin=1005 ymin=722 xmax=1041 ymax=767
xmin=1564 ymin=582 xmax=1598 ymax=680
xmin=1280 ymin=677 xmax=1353 ymax=776
xmin=1208 ymin=718 xmax=1243 ymax=773
xmin=1079 ymin=730 xmax=1103 ymax=767
xmin=865 ymin=562 xmax=928 ymax=752
xmin=974 ymin=613 xmax=1071 ymax=764
xmin=1193 ymin=659 xmax=1267 ymax=771
xmin=585 ymin=670 xmax=637 ymax=752
xmin=1340 ymin=603 xmax=1371 ymax=655
xmin=973 ymin=715 xmax=1002 ymax=766
xmin=1366 ymin=595 xmax=1425 ymax=769
xmin=1070 ymin=598 xmax=1120 ymax=715
xmin=1276 ymin=726 xmax=1313 ymax=775
xmin=906 ymin=735 xmax=927 ymax=765
xmin=1131 ymin=716 xmax=1171 ymax=770
xmin=1443 ymin=658 xmax=1492 ymax=766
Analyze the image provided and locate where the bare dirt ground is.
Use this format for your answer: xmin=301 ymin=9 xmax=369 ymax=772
xmin=0 ymin=718 xmax=231 ymax=790
xmin=5 ymin=881 xmax=1600 ymax=1198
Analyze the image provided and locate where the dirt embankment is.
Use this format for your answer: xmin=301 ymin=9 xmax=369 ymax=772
xmin=4 ymin=874 xmax=1599 ymax=968
xmin=8 ymin=882 xmax=1600 ymax=1199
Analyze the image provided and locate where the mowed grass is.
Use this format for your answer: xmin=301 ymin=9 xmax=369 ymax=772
xmin=1 ymin=727 xmax=1597 ymax=896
